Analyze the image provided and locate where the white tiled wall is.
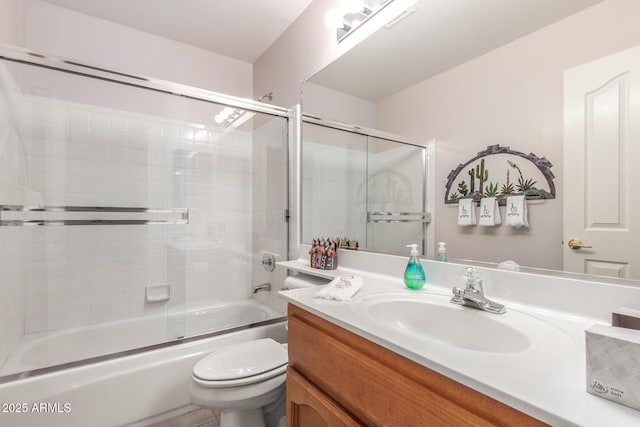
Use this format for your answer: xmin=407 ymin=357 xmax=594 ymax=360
xmin=10 ymin=94 xmax=268 ymax=334
xmin=0 ymin=228 xmax=25 ymax=367
xmin=0 ymin=61 xmax=27 ymax=365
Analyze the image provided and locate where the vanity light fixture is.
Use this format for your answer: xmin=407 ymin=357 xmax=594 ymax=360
xmin=325 ymin=0 xmax=416 ymax=43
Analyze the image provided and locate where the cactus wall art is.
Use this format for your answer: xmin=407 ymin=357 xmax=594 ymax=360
xmin=444 ymin=144 xmax=555 ymax=205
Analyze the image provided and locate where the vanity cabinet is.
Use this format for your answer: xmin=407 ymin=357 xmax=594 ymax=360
xmin=286 ymin=304 xmax=548 ymax=427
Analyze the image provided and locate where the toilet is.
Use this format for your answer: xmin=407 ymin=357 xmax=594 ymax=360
xmin=190 ymin=338 xmax=288 ymax=427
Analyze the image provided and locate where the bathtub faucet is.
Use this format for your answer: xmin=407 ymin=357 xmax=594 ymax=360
xmin=253 ymin=283 xmax=272 ymax=294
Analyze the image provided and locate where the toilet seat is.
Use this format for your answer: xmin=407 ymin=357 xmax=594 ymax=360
xmin=193 ymin=338 xmax=288 ymax=388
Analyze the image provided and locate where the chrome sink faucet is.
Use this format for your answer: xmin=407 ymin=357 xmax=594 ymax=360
xmin=450 ymin=267 xmax=506 ymax=314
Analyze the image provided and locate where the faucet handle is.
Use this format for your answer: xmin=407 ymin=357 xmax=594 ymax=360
xmin=461 ymin=267 xmax=483 ymax=292
xmin=451 ymin=286 xmax=465 ymax=298
xmin=461 ymin=266 xmax=476 ymax=279
xmin=450 ymin=287 xmax=465 ymax=305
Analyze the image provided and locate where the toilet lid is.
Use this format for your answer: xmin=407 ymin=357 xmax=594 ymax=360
xmin=193 ymin=338 xmax=288 ymax=382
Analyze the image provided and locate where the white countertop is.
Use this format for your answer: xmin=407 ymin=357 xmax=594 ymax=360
xmin=278 ymin=258 xmax=640 ymax=427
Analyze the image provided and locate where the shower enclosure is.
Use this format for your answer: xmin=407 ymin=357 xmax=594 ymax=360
xmin=0 ymin=47 xmax=290 ymax=380
xmin=300 ymin=117 xmax=434 ymax=256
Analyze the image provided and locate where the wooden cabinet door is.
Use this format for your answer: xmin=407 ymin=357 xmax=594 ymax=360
xmin=287 ymin=367 xmax=362 ymax=427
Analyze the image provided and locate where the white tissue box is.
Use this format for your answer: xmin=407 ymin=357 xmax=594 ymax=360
xmin=586 ymin=324 xmax=640 ymax=411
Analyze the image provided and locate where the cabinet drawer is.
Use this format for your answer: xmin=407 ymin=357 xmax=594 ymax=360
xmin=287 ymin=367 xmax=363 ymax=427
xmin=287 ymin=304 xmax=546 ymax=427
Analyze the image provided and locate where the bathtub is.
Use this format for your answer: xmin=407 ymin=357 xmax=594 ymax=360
xmin=0 ymin=299 xmax=283 ymax=377
xmin=0 ymin=299 xmax=286 ymax=427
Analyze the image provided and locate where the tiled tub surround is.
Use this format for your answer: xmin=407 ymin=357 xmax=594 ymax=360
xmin=279 ymin=248 xmax=640 ymax=426
xmin=0 ymin=228 xmax=26 ymax=368
xmin=19 ymin=97 xmax=255 ymax=333
xmin=0 ymin=59 xmax=289 ymax=375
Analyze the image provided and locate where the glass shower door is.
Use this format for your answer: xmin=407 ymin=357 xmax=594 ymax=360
xmin=301 ymin=123 xmax=368 ymax=245
xmin=165 ymin=108 xmax=289 ymax=340
xmin=366 ymin=137 xmax=427 ymax=254
xmin=0 ymin=52 xmax=289 ymax=379
xmin=301 ymin=121 xmax=429 ymax=255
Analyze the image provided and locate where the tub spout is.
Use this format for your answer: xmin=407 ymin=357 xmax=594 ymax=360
xmin=253 ymin=283 xmax=272 ymax=294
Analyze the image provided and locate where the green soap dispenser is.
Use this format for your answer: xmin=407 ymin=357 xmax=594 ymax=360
xmin=404 ymin=244 xmax=426 ymax=290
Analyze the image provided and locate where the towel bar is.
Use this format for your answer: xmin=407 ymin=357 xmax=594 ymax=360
xmin=0 ymin=205 xmax=189 ymax=226
xmin=367 ymin=211 xmax=431 ymax=224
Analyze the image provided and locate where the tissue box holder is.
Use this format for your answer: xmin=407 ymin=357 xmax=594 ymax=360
xmin=310 ymin=253 xmax=338 ymax=270
xmin=586 ymin=324 xmax=640 ymax=411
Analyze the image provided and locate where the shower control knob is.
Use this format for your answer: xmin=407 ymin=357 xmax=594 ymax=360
xmin=262 ymin=253 xmax=276 ymax=272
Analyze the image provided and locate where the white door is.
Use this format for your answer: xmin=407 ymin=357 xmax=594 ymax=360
xmin=564 ymin=45 xmax=640 ymax=279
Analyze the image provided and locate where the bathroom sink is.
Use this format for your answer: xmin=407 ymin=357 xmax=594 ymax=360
xmin=354 ymin=292 xmax=571 ymax=354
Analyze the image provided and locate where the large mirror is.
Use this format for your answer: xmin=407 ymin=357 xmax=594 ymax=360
xmin=301 ymin=119 xmax=433 ymax=256
xmin=301 ymin=0 xmax=640 ymax=281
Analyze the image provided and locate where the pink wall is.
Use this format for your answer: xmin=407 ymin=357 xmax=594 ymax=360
xmin=1 ymin=0 xmax=253 ymax=98
xmin=0 ymin=0 xmax=22 ymax=47
xmin=376 ymin=0 xmax=640 ymax=270
xmin=253 ymin=0 xmax=344 ymax=110
xmin=303 ymin=82 xmax=376 ymax=127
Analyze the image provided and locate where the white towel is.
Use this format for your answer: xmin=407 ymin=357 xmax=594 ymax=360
xmin=457 ymin=198 xmax=476 ymax=226
xmin=505 ymin=195 xmax=529 ymax=228
xmin=314 ymin=275 xmax=363 ymax=302
xmin=479 ymin=197 xmax=501 ymax=226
